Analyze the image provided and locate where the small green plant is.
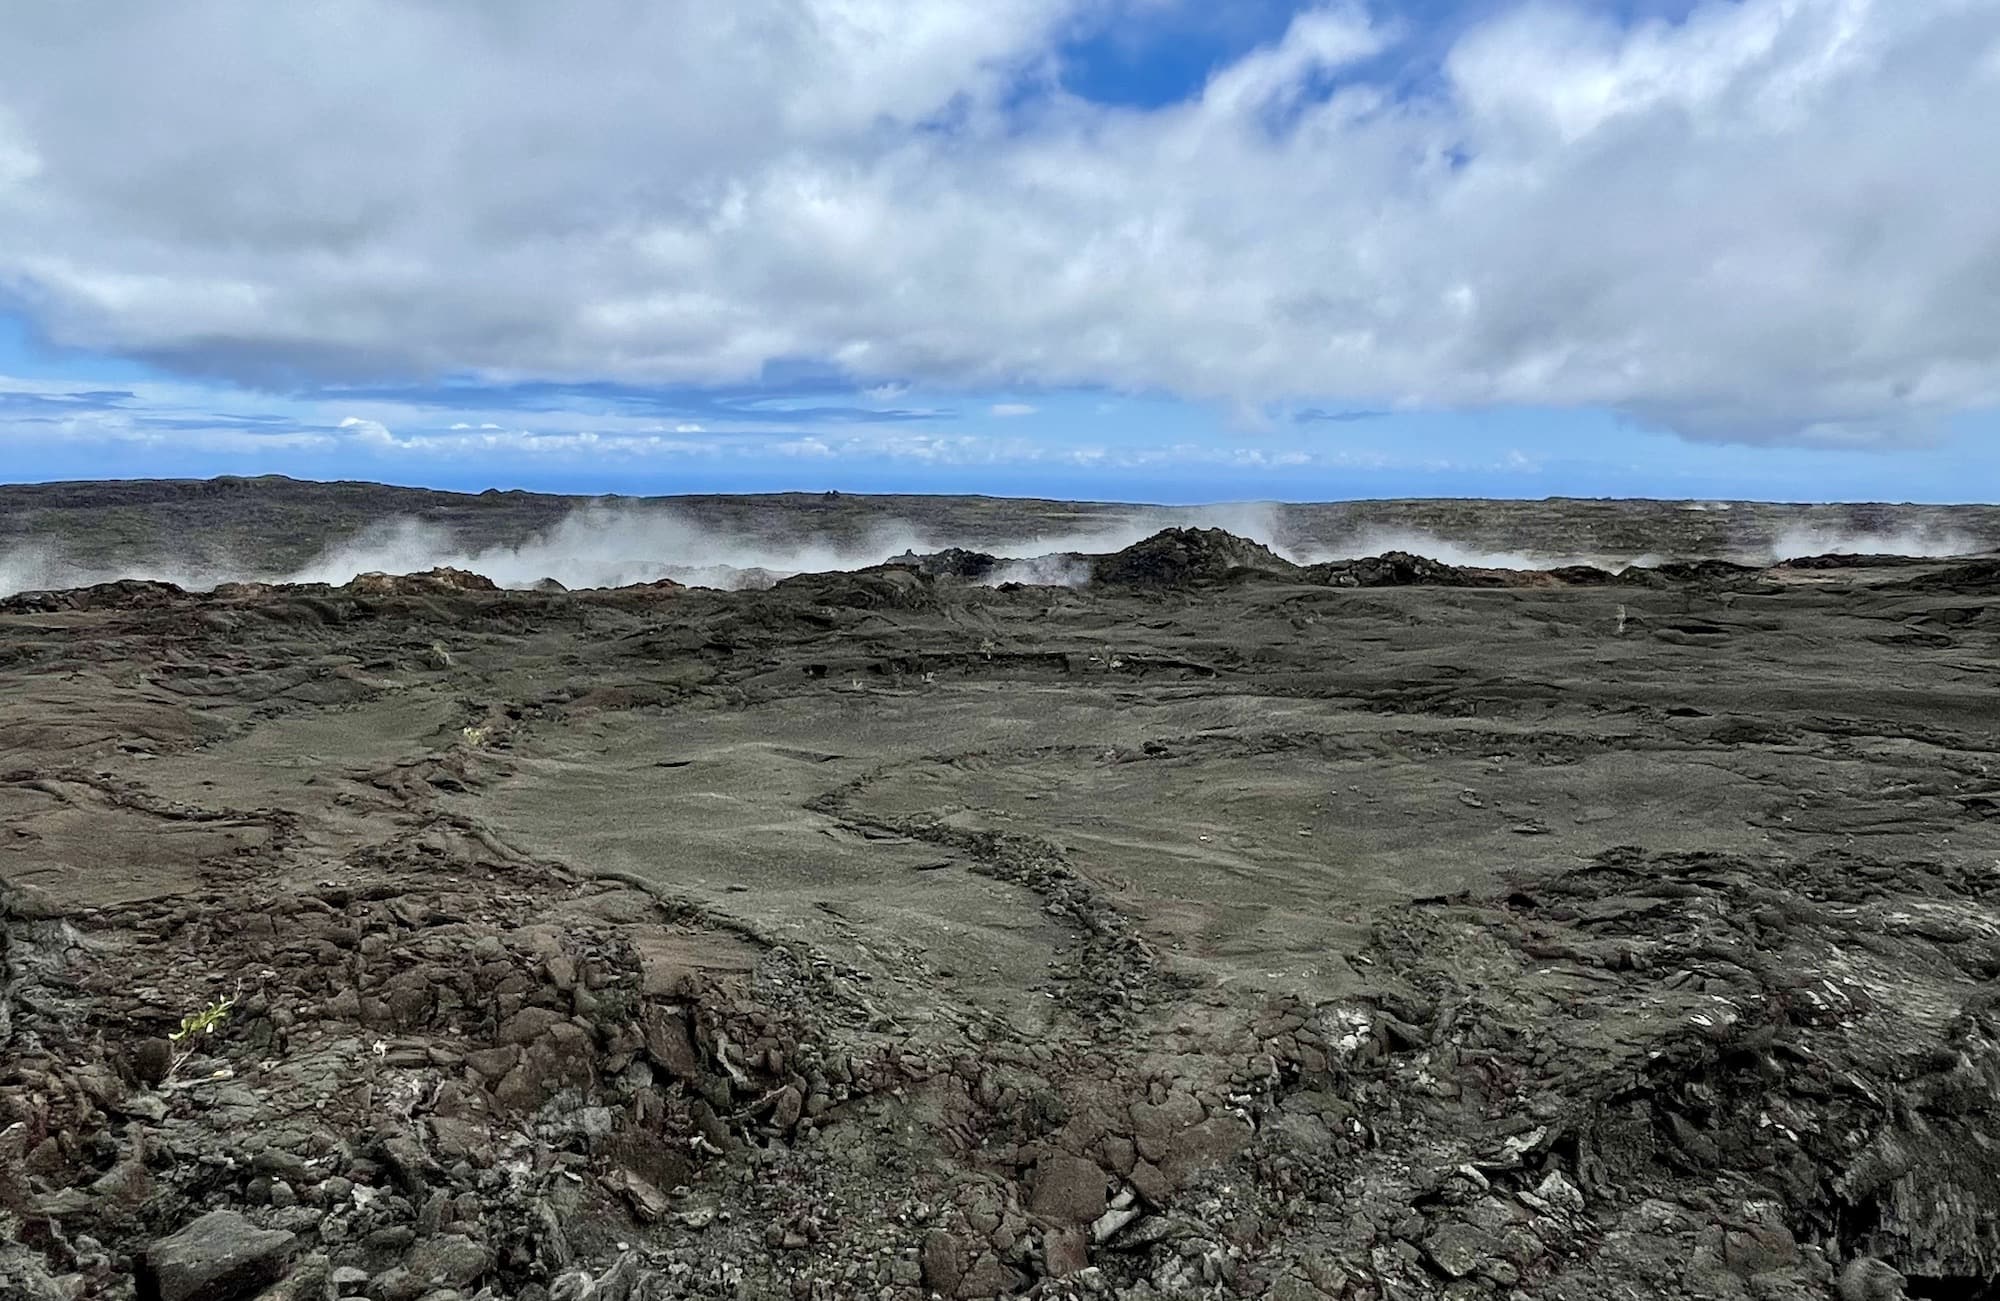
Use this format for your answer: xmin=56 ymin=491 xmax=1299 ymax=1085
xmin=164 ymin=997 xmax=234 ymax=1084
xmin=460 ymin=724 xmax=489 ymax=747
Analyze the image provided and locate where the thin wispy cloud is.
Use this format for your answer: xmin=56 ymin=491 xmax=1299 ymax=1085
xmin=314 ymin=379 xmax=948 ymax=427
xmin=0 ymin=386 xmax=137 ymax=414
xmin=1294 ymin=407 xmax=1387 ymax=424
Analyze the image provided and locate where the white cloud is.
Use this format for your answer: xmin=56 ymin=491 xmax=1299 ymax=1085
xmin=337 ymin=415 xmax=394 ymax=446
xmin=778 ymin=428 xmax=1050 ymax=464
xmin=1201 ymin=4 xmax=1387 ymax=118
xmin=336 ymin=417 xmax=718 ymax=457
xmin=990 ymin=402 xmax=1038 ymax=417
xmin=0 ymin=0 xmax=1993 ymax=445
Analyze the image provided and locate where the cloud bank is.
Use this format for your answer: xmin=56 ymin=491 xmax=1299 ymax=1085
xmin=0 ymin=1 xmax=1995 ymax=445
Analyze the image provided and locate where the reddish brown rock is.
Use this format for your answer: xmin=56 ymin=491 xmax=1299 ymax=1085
xmin=1160 ymin=1114 xmax=1253 ymax=1187
xmin=1028 ymin=1154 xmax=1108 ymax=1227
xmin=463 ymin=1046 xmax=518 ymax=1080
xmin=1129 ymin=1091 xmax=1204 ymax=1141
xmin=642 ymin=1009 xmax=701 ymax=1079
xmin=921 ymin=1229 xmax=964 ymax=1295
xmin=1129 ymin=1158 xmax=1173 ymax=1206
xmin=1043 ymin=1226 xmax=1089 ymax=1277
xmin=497 ymin=1006 xmax=566 ymax=1045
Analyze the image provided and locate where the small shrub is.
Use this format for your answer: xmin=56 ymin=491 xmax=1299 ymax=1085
xmin=164 ymin=997 xmax=234 ymax=1083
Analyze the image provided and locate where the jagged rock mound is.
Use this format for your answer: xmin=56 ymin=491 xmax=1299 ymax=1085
xmin=531 ymin=576 xmax=569 ymax=593
xmin=0 ymin=579 xmax=188 ymax=614
xmin=1775 ymin=553 xmax=1920 ymax=571
xmin=1091 ymin=528 xmax=1297 ymax=588
xmin=1 ymin=855 xmax=858 ymax=1301
xmin=1304 ymin=551 xmax=1498 ymax=588
xmin=1546 ymin=563 xmax=1620 ymax=585
xmin=209 ymin=581 xmax=281 ymax=600
xmin=608 ymin=577 xmax=684 ymax=595
xmin=1620 ymin=558 xmax=1765 ymax=586
xmin=343 ymin=567 xmax=500 ymax=595
xmin=888 ymin=548 xmax=1001 ymax=581
xmin=770 ymin=565 xmax=938 ymax=610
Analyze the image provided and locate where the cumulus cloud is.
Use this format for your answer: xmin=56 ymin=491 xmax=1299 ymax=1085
xmin=0 ymin=0 xmax=1994 ymax=444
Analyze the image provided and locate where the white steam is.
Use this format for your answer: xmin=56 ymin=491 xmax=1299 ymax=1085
xmin=1764 ymin=526 xmax=1978 ymax=562
xmin=282 ymin=510 xmax=943 ymax=592
xmin=0 ymin=541 xmax=246 ymax=597
xmin=982 ymin=555 xmax=1093 ymax=588
xmin=1304 ymin=524 xmax=1987 ymax=571
xmin=1297 ymin=530 xmax=1662 ymax=573
xmin=1 ymin=502 xmax=1990 ymax=600
xmin=0 ymin=501 xmax=1295 ymax=596
xmin=283 ymin=503 xmax=1298 ymax=592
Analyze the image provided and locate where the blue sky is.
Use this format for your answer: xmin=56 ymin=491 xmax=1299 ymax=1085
xmin=0 ymin=1 xmax=1995 ymax=503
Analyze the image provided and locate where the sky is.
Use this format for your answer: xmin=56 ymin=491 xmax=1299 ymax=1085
xmin=0 ymin=0 xmax=1997 ymax=504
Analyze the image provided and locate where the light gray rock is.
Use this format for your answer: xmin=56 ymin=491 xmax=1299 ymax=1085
xmin=1838 ymin=1257 xmax=1907 ymax=1301
xmin=403 ymin=1235 xmax=491 ymax=1290
xmin=138 ymin=1210 xmax=298 ymax=1301
xmin=1422 ymin=1222 xmax=1499 ymax=1280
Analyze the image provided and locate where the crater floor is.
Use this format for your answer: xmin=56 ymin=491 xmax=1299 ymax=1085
xmin=4 ymin=549 xmax=1999 ymax=1300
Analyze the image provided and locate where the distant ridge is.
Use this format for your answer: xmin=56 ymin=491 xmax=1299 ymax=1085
xmin=1 ymin=476 xmax=1994 ymax=581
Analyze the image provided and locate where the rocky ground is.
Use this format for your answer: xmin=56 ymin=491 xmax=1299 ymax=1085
xmin=4 ymin=509 xmax=2000 ymax=1300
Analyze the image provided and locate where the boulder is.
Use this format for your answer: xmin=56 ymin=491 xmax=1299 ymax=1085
xmin=1158 ymin=1114 xmax=1252 ymax=1187
xmin=1091 ymin=528 xmax=1297 ymax=588
xmin=1423 ymin=1222 xmax=1499 ymax=1280
xmin=402 ymin=1234 xmax=490 ymax=1290
xmin=137 ymin=1210 xmax=298 ymax=1301
xmin=921 ymin=1229 xmax=964 ymax=1295
xmin=1028 ymin=1154 xmax=1108 ymax=1226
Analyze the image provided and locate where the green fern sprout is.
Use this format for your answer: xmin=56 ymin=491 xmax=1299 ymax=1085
xmin=163 ymin=997 xmax=234 ymax=1084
